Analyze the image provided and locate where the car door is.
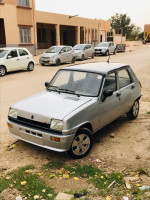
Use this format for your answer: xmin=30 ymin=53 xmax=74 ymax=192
xmin=66 ymin=47 xmax=73 ymax=62
xmin=59 ymin=47 xmax=67 ymax=63
xmin=18 ymin=49 xmax=30 ymax=69
xmin=83 ymin=45 xmax=89 ymax=58
xmin=99 ymin=72 xmax=123 ymax=128
xmin=117 ymin=68 xmax=133 ymax=114
xmin=5 ymin=49 xmax=21 ymax=72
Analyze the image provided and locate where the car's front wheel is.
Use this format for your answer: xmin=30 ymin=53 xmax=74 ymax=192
xmin=91 ymin=53 xmax=94 ymax=59
xmin=127 ymin=99 xmax=139 ymax=120
xmin=0 ymin=66 xmax=6 ymax=77
xmin=27 ymin=62 xmax=34 ymax=71
xmin=81 ymin=54 xmax=85 ymax=61
xmin=56 ymin=59 xmax=61 ymax=66
xmin=71 ymin=57 xmax=76 ymax=63
xmin=68 ymin=128 xmax=93 ymax=159
xmin=105 ymin=50 xmax=109 ymax=56
xmin=113 ymin=49 xmax=116 ymax=54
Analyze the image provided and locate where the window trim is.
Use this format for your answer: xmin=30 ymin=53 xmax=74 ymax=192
xmin=19 ymin=26 xmax=32 ymax=44
xmin=17 ymin=0 xmax=30 ymax=8
xmin=117 ymin=68 xmax=133 ymax=89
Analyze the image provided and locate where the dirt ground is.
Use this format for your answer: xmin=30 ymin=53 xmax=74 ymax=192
xmin=0 ymin=41 xmax=150 ymax=197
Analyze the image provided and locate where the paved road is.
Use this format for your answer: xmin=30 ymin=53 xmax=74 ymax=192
xmin=0 ymin=43 xmax=150 ymax=146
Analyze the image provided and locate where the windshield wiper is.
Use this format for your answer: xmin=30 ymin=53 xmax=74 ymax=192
xmin=58 ymin=88 xmax=80 ymax=97
xmin=47 ymin=85 xmax=60 ymax=92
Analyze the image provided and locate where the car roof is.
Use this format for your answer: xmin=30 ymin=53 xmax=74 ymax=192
xmin=51 ymin=45 xmax=72 ymax=48
xmin=62 ymin=62 xmax=129 ymax=75
xmin=0 ymin=47 xmax=28 ymax=51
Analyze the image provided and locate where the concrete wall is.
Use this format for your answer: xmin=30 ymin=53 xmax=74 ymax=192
xmin=114 ymin=35 xmax=126 ymax=44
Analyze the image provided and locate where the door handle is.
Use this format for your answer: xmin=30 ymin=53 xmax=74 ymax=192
xmin=116 ymin=93 xmax=121 ymax=97
xmin=27 ymin=57 xmax=29 ymax=59
xmin=16 ymin=59 xmax=19 ymax=60
xmin=131 ymin=85 xmax=135 ymax=89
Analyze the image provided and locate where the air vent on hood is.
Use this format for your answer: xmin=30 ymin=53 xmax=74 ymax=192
xmin=64 ymin=97 xmax=80 ymax=101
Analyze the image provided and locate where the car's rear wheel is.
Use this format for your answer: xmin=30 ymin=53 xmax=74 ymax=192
xmin=0 ymin=66 xmax=6 ymax=77
xmin=41 ymin=63 xmax=45 ymax=66
xmin=91 ymin=53 xmax=94 ymax=59
xmin=27 ymin=62 xmax=34 ymax=71
xmin=56 ymin=59 xmax=61 ymax=66
xmin=71 ymin=57 xmax=76 ymax=63
xmin=127 ymin=99 xmax=139 ymax=120
xmin=113 ymin=49 xmax=116 ymax=55
xmin=68 ymin=128 xmax=93 ymax=159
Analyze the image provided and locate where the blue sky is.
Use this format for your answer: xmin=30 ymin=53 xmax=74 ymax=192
xmin=35 ymin=0 xmax=150 ymax=31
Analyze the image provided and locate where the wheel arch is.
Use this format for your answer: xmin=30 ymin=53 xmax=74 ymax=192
xmin=77 ymin=122 xmax=93 ymax=133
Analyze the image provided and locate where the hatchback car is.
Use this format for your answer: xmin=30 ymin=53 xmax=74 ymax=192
xmin=7 ymin=62 xmax=141 ymax=158
xmin=39 ymin=45 xmax=76 ymax=66
xmin=73 ymin=44 xmax=94 ymax=60
xmin=0 ymin=47 xmax=34 ymax=77
xmin=94 ymin=42 xmax=116 ymax=56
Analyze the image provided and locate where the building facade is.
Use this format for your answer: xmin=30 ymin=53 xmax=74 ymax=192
xmin=0 ymin=0 xmax=110 ymax=55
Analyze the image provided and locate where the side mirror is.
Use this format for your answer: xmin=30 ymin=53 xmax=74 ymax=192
xmin=45 ymin=82 xmax=49 ymax=87
xmin=101 ymin=90 xmax=113 ymax=102
xmin=7 ymin=55 xmax=12 ymax=59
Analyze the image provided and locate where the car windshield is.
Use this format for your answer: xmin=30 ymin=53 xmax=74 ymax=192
xmin=45 ymin=46 xmax=62 ymax=53
xmin=48 ymin=70 xmax=102 ymax=97
xmin=73 ymin=45 xmax=84 ymax=50
xmin=97 ymin=43 xmax=109 ymax=47
xmin=0 ymin=50 xmax=8 ymax=58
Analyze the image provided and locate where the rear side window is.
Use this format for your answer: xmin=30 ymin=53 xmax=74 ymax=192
xmin=18 ymin=49 xmax=28 ymax=56
xmin=103 ymin=73 xmax=117 ymax=92
xmin=118 ymin=69 xmax=132 ymax=89
xmin=66 ymin=47 xmax=72 ymax=52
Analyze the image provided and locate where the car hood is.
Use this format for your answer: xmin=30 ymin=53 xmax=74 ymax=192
xmin=94 ymin=46 xmax=107 ymax=50
xmin=42 ymin=52 xmax=58 ymax=58
xmin=12 ymin=91 xmax=92 ymax=120
xmin=74 ymin=50 xmax=82 ymax=53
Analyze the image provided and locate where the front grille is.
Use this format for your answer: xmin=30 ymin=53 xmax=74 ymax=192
xmin=8 ymin=116 xmax=62 ymax=134
xmin=42 ymin=60 xmax=50 ymax=63
xmin=95 ymin=49 xmax=102 ymax=52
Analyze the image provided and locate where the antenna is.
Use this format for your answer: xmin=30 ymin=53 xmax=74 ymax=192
xmin=107 ymin=55 xmax=110 ymax=64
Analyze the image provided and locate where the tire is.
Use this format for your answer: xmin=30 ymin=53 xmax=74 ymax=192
xmin=68 ymin=128 xmax=93 ymax=159
xmin=81 ymin=54 xmax=85 ymax=61
xmin=41 ymin=63 xmax=45 ymax=66
xmin=105 ymin=50 xmax=109 ymax=56
xmin=56 ymin=59 xmax=61 ymax=66
xmin=91 ymin=53 xmax=94 ymax=59
xmin=0 ymin=66 xmax=6 ymax=77
xmin=71 ymin=57 xmax=76 ymax=63
xmin=127 ymin=100 xmax=139 ymax=120
xmin=113 ymin=49 xmax=116 ymax=55
xmin=27 ymin=62 xmax=34 ymax=71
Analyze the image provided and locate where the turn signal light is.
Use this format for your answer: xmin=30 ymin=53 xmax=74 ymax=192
xmin=51 ymin=136 xmax=60 ymax=142
xmin=8 ymin=123 xmax=13 ymax=128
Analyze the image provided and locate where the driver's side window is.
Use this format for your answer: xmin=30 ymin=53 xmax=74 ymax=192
xmin=8 ymin=50 xmax=18 ymax=58
xmin=103 ymin=72 xmax=117 ymax=92
xmin=60 ymin=47 xmax=66 ymax=53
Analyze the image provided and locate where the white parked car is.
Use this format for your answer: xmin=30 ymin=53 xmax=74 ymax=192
xmin=39 ymin=45 xmax=76 ymax=66
xmin=94 ymin=42 xmax=116 ymax=56
xmin=0 ymin=47 xmax=34 ymax=77
xmin=73 ymin=44 xmax=94 ymax=60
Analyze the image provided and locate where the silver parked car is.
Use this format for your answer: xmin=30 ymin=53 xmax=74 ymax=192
xmin=94 ymin=42 xmax=116 ymax=56
xmin=73 ymin=44 xmax=94 ymax=60
xmin=39 ymin=45 xmax=76 ymax=66
xmin=7 ymin=62 xmax=142 ymax=158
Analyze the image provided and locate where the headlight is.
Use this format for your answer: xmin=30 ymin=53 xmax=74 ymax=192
xmin=50 ymin=119 xmax=63 ymax=131
xmin=8 ymin=108 xmax=17 ymax=119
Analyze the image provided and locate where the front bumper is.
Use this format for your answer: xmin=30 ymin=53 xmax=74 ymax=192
xmin=7 ymin=119 xmax=75 ymax=152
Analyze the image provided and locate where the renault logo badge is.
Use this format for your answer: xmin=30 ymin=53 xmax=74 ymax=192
xmin=31 ymin=115 xmax=34 ymax=119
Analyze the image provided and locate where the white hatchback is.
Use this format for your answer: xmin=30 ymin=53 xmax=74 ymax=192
xmin=0 ymin=47 xmax=34 ymax=77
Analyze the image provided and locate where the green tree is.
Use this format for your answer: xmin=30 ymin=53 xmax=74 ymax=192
xmin=111 ymin=13 xmax=135 ymax=39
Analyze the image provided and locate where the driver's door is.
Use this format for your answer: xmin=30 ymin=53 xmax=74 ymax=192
xmin=99 ymin=72 xmax=122 ymax=128
xmin=59 ymin=47 xmax=67 ymax=63
xmin=5 ymin=49 xmax=21 ymax=72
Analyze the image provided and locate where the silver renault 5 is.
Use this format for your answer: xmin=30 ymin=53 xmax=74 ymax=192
xmin=7 ymin=62 xmax=142 ymax=158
